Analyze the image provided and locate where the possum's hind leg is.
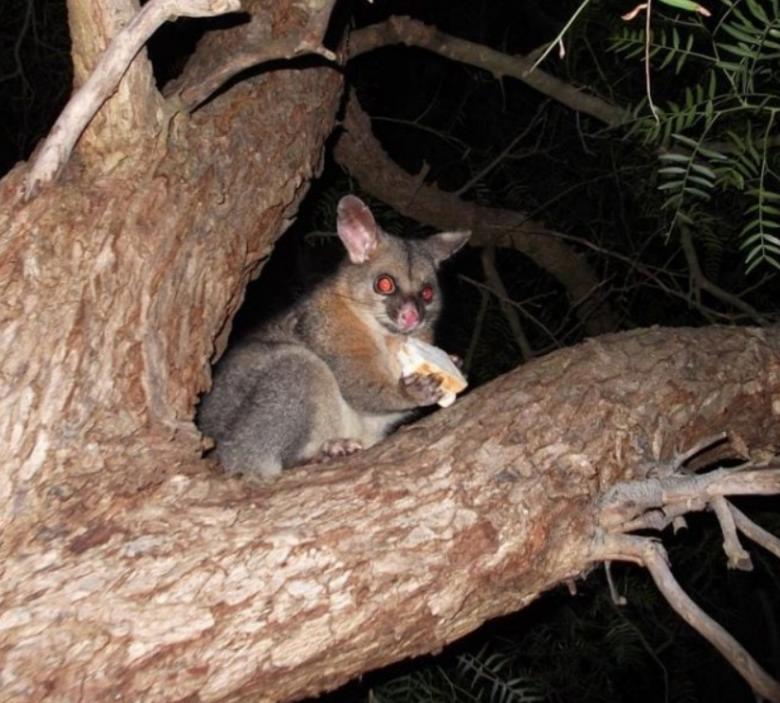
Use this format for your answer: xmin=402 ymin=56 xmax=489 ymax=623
xmin=199 ymin=342 xmax=361 ymax=476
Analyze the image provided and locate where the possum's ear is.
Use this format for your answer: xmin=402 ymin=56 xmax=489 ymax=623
xmin=425 ymin=230 xmax=471 ymax=266
xmin=337 ymin=195 xmax=381 ymax=264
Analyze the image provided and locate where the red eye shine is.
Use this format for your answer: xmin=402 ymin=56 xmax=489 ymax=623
xmin=421 ymin=285 xmax=435 ymax=303
xmin=374 ymin=274 xmax=396 ymax=295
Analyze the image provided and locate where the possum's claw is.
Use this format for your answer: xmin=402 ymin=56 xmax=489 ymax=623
xmin=314 ymin=438 xmax=364 ymax=462
xmin=401 ymin=372 xmax=444 ymax=407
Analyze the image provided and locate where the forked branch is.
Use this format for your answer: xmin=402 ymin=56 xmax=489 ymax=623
xmin=595 ymin=533 xmax=780 ymax=702
xmin=24 ymin=0 xmax=240 ymax=199
xmin=594 ymin=461 xmax=780 ymax=701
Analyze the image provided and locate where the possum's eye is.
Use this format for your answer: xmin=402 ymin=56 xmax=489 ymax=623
xmin=374 ymin=274 xmax=396 ymax=295
xmin=420 ymin=285 xmax=435 ymax=303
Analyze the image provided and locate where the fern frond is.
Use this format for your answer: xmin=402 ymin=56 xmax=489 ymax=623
xmin=457 ymin=646 xmax=546 ymax=703
xmin=658 ymin=130 xmax=727 ymax=234
xmin=736 ymin=111 xmax=780 ymax=271
xmin=610 ymin=24 xmax=713 ymax=72
xmin=624 ymin=70 xmax=719 ymax=146
xmin=715 ymin=0 xmax=780 ymax=91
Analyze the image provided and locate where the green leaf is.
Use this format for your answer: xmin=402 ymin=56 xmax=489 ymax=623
xmin=657 ymin=0 xmax=709 ymax=11
xmin=691 ymin=163 xmax=717 ymax=179
xmin=659 ymin=152 xmax=693 ymax=163
xmin=685 ymin=186 xmax=713 ymax=199
xmin=721 ymin=43 xmax=758 ymax=59
xmin=721 ymin=23 xmax=760 ymax=44
xmin=745 ymin=0 xmax=770 ymax=24
xmin=687 ymin=175 xmax=716 ymax=188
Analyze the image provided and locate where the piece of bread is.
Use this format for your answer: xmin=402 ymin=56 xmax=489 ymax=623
xmin=398 ymin=338 xmax=468 ymax=407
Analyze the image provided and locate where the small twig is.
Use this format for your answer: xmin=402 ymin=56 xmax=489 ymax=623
xmin=459 ymin=275 xmax=565 ymax=349
xmin=674 ymin=431 xmax=728 ymax=469
xmin=711 ymin=497 xmax=753 ymax=571
xmin=595 ymin=534 xmax=780 ymax=702
xmin=605 ymin=561 xmax=627 ymax=605
xmin=372 ymin=115 xmax=469 ymax=151
xmin=24 ymin=0 xmax=240 ymax=199
xmin=730 ymin=503 xmax=780 ymax=560
xmin=680 ymin=226 xmax=769 ymax=325
xmin=644 ymin=1 xmax=660 ymax=122
xmin=538 ymin=229 xmax=776 ymax=324
xmin=480 ymin=246 xmax=533 ymax=360
xmin=455 ymin=100 xmax=548 ymax=197
xmin=527 ymin=0 xmax=593 ymax=73
xmin=464 ymin=289 xmax=489 ymax=374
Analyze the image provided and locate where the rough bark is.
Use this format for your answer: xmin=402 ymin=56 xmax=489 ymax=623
xmin=0 ymin=0 xmax=343 ymax=532
xmin=1 ymin=326 xmax=778 ymax=702
xmin=67 ymin=0 xmax=166 ymax=162
xmin=26 ymin=0 xmax=242 ymax=196
xmin=166 ymin=0 xmax=338 ymax=110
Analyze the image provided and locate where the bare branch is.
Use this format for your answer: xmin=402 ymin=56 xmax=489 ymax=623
xmin=599 ymin=467 xmax=780 ymax=531
xmin=680 ymin=226 xmax=769 ymax=325
xmin=348 ymin=16 xmax=629 ymax=127
xmin=176 ymin=44 xmax=337 ymax=110
xmin=595 ymin=534 xmax=780 ymax=702
xmin=730 ymin=503 xmax=780 ymax=560
xmin=24 ymin=0 xmax=241 ymax=199
xmin=674 ymin=431 xmax=728 ymax=469
xmin=605 ymin=561 xmax=627 ymax=606
xmin=711 ymin=496 xmax=753 ymax=571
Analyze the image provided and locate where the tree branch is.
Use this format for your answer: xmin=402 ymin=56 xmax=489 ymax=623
xmin=24 ymin=0 xmax=241 ymax=199
xmin=1 ymin=327 xmax=778 ymax=700
xmin=595 ymin=460 xmax=780 ymax=698
xmin=730 ymin=503 xmax=780 ymax=560
xmin=680 ymin=225 xmax=769 ymax=325
xmin=348 ymin=16 xmax=630 ymax=128
xmin=599 ymin=466 xmax=780 ymax=531
xmin=711 ymin=496 xmax=753 ymax=570
xmin=595 ymin=534 xmax=780 ymax=703
xmin=166 ymin=0 xmax=338 ymax=109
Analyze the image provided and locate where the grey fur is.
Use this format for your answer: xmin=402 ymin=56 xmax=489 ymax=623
xmin=198 ymin=196 xmax=470 ymax=477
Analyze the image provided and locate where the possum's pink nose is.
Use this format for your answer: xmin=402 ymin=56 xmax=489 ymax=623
xmin=399 ymin=302 xmax=420 ymax=331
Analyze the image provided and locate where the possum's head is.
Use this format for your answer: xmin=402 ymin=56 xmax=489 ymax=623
xmin=335 ymin=195 xmax=470 ymax=336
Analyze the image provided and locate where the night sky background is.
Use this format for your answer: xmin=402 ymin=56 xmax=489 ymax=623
xmin=2 ymin=1 xmax=779 ymax=701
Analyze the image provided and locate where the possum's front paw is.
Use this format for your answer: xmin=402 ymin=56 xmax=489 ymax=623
xmin=401 ymin=372 xmax=444 ymax=406
xmin=314 ymin=438 xmax=364 ymax=462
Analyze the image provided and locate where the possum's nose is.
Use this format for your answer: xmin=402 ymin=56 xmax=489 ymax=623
xmin=398 ymin=301 xmax=421 ymax=331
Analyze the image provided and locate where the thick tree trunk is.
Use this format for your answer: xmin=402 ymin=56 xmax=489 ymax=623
xmin=0 ymin=327 xmax=778 ymax=701
xmin=0 ymin=37 xmax=342 ymax=535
